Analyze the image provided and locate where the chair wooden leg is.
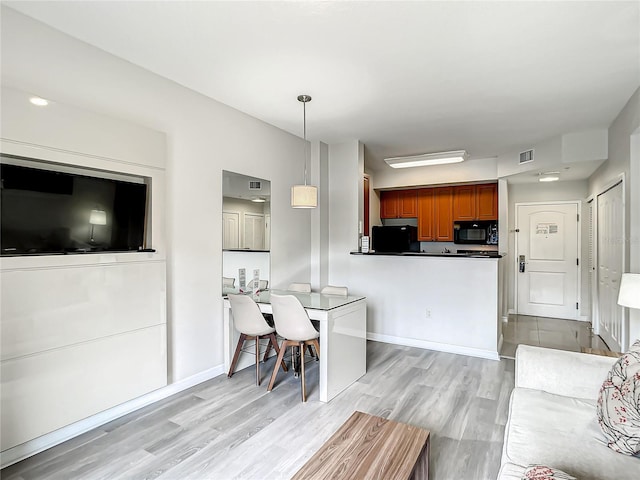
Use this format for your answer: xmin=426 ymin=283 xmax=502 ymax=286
xmin=307 ymin=344 xmax=315 ymax=359
xmin=268 ymin=333 xmax=288 ymax=372
xmin=263 ymin=333 xmax=273 ymax=362
xmin=267 ymin=340 xmax=291 ymax=392
xmin=228 ymin=333 xmax=246 ymax=378
xmin=311 ymin=339 xmax=320 ymax=360
xmin=300 ymin=341 xmax=307 ymax=402
xmin=255 ymin=335 xmax=261 ymax=386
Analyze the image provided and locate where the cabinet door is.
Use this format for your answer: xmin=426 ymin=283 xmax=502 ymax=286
xmin=453 ymin=185 xmax=476 ymax=221
xmin=399 ymin=190 xmax=418 ymax=218
xmin=380 ymin=191 xmax=399 ymax=219
xmin=477 ymin=184 xmax=498 ymax=220
xmin=434 ymin=186 xmax=454 ymax=241
xmin=417 ymin=188 xmax=434 ymax=241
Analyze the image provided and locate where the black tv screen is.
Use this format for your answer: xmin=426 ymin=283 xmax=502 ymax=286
xmin=1 ymin=161 xmax=148 ymax=256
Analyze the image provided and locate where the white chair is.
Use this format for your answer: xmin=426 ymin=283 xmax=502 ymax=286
xmin=267 ymin=293 xmax=321 ymax=402
xmin=288 ymin=282 xmax=311 ymax=293
xmin=320 ymin=285 xmax=348 ymax=296
xmin=223 ymin=277 xmax=235 ymax=288
xmin=227 ymin=294 xmax=287 ymax=386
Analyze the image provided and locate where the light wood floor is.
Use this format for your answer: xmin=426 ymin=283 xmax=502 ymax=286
xmin=2 ymin=341 xmax=514 ymax=480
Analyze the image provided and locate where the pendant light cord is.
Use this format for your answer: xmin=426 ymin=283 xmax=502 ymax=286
xmin=303 ymin=99 xmax=308 ymax=186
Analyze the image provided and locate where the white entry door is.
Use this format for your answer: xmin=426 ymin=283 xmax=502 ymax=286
xmin=243 ymin=213 xmax=265 ymax=250
xmin=516 ymin=202 xmax=579 ymax=319
xmin=596 ymin=182 xmax=624 ymax=351
xmin=222 ymin=212 xmax=240 ymax=249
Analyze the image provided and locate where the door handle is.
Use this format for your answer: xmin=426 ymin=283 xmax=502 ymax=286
xmin=519 ymin=255 xmax=526 ymax=273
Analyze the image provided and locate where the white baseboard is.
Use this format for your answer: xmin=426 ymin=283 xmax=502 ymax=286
xmin=367 ymin=332 xmax=500 ymax=361
xmin=0 ymin=364 xmax=225 ymax=469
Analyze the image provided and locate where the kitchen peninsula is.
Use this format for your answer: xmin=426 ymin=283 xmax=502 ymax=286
xmin=349 ymin=251 xmax=505 ymax=360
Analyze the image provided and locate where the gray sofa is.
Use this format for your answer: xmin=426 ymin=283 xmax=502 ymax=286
xmin=497 ymin=345 xmax=640 ymax=479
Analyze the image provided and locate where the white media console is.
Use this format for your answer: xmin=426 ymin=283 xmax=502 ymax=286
xmin=0 ymin=87 xmax=168 ymax=459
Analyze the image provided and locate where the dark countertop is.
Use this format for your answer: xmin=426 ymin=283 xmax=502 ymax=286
xmin=350 ymin=251 xmax=503 ymax=258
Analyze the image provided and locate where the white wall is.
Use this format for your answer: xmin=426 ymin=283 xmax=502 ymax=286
xmin=327 ymin=141 xmax=500 ymax=359
xmin=327 ymin=141 xmax=362 ymax=285
xmin=506 ymin=180 xmax=590 ymax=317
xmin=1 ymin=8 xmax=313 ymax=382
xmin=497 ymin=130 xmax=607 ymax=179
xmin=372 ymin=156 xmax=498 ymax=190
xmin=310 ymin=141 xmax=329 ymax=290
xmin=588 ymin=87 xmax=640 ymax=345
xmin=221 ymin=251 xmax=270 ymax=287
xmin=630 ymin=129 xmax=640 ymax=343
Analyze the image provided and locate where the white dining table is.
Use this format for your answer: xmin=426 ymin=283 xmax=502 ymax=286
xmin=223 ymin=289 xmax=367 ymax=402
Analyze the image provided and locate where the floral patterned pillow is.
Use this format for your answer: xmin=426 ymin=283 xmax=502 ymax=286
xmin=597 ymin=339 xmax=640 ymax=455
xmin=522 ymin=464 xmax=576 ymax=479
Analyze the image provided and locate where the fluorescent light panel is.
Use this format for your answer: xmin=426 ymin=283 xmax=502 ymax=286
xmin=384 ymin=150 xmax=467 ymax=169
xmin=539 ymin=176 xmax=559 ymax=182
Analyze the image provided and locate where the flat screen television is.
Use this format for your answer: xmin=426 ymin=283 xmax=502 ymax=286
xmin=1 ymin=160 xmax=148 ymax=256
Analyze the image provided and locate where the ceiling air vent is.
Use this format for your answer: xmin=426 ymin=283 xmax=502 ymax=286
xmin=519 ymin=149 xmax=534 ymax=164
xmin=248 ymin=180 xmax=262 ymax=190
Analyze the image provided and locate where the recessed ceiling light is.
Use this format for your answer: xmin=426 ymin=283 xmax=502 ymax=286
xmin=29 ymin=96 xmax=49 ymax=106
xmin=251 ymin=197 xmax=266 ymax=203
xmin=539 ymin=176 xmax=559 ymax=182
xmin=384 ymin=150 xmax=468 ymax=169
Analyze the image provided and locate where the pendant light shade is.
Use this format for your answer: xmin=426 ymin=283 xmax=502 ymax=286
xmin=291 ymin=184 xmax=318 ymax=208
xmin=291 ymin=94 xmax=318 ymax=208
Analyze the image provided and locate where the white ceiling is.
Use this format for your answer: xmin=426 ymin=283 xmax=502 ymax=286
xmin=6 ymin=1 xmax=640 ymax=175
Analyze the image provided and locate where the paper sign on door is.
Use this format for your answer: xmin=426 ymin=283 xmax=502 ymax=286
xmin=536 ymin=223 xmax=558 ymax=235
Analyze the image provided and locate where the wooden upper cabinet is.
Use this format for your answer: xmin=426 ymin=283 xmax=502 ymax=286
xmin=453 ymin=185 xmax=476 ymax=221
xmin=398 ymin=190 xmax=418 ymax=218
xmin=452 ymin=183 xmax=498 ymax=221
xmin=476 ymin=184 xmax=498 ymax=220
xmin=417 ymin=188 xmax=434 ymax=241
xmin=380 ymin=191 xmax=399 ymax=219
xmin=434 ymin=186 xmax=454 ymax=241
xmin=381 ymin=183 xmax=496 ymax=240
xmin=380 ymin=190 xmax=417 ymax=218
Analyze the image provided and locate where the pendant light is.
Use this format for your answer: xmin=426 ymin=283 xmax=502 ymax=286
xmin=291 ymin=94 xmax=318 ymax=208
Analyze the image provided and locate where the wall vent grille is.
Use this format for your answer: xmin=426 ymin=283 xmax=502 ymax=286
xmin=248 ymin=181 xmax=262 ymax=190
xmin=519 ymin=149 xmax=534 ymax=164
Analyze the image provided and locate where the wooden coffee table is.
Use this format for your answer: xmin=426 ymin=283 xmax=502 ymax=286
xmin=292 ymin=411 xmax=430 ymax=480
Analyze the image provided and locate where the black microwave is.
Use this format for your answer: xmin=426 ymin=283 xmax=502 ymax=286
xmin=371 ymin=225 xmax=419 ymax=252
xmin=454 ymin=221 xmax=498 ymax=245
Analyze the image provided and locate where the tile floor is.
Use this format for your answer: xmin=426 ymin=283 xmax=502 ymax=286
xmin=500 ymin=314 xmax=610 ymax=359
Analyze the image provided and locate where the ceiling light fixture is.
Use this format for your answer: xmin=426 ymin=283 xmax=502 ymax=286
xmin=538 ymin=176 xmax=560 ymax=182
xmin=29 ymin=96 xmax=49 ymax=106
xmin=291 ymin=94 xmax=318 ymax=208
xmin=251 ymin=196 xmax=266 ymax=203
xmin=384 ymin=150 xmax=468 ymax=169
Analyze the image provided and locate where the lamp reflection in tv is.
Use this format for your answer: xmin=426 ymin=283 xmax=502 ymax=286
xmin=89 ymin=209 xmax=107 ymax=243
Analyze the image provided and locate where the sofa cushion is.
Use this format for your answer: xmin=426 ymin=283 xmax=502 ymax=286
xmin=522 ymin=464 xmax=576 ymax=479
xmin=501 ymin=388 xmax=639 ymax=480
xmin=597 ymin=339 xmax=640 ymax=455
